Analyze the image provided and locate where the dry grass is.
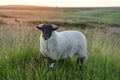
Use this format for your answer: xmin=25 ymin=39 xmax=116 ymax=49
xmin=0 ymin=5 xmax=120 ymax=80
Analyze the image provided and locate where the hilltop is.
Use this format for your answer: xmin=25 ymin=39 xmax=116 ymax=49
xmin=0 ymin=5 xmax=120 ymax=28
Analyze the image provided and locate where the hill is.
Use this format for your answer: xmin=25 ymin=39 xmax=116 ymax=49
xmin=0 ymin=5 xmax=120 ymax=28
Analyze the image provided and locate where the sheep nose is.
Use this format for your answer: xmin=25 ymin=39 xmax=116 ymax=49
xmin=44 ymin=37 xmax=48 ymax=40
xmin=43 ymin=35 xmax=49 ymax=40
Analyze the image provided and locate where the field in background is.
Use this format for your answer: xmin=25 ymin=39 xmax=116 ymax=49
xmin=0 ymin=5 xmax=120 ymax=80
xmin=0 ymin=5 xmax=120 ymax=27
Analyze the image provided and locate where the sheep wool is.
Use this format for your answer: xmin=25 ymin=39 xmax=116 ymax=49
xmin=40 ymin=30 xmax=87 ymax=60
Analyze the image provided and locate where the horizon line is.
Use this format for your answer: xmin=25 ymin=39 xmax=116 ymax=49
xmin=0 ymin=4 xmax=120 ymax=8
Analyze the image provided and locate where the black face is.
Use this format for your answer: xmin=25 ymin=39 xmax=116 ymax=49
xmin=36 ymin=24 xmax=59 ymax=40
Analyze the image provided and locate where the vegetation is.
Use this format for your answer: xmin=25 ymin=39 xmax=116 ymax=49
xmin=0 ymin=24 xmax=120 ymax=80
xmin=0 ymin=6 xmax=120 ymax=80
xmin=0 ymin=20 xmax=6 ymax=26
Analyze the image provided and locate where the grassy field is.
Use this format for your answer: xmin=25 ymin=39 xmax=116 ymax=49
xmin=0 ymin=5 xmax=120 ymax=80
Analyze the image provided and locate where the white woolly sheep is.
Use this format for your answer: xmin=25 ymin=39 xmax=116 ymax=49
xmin=36 ymin=24 xmax=87 ymax=69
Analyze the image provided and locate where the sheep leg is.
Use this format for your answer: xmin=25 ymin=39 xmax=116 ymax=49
xmin=49 ymin=63 xmax=55 ymax=69
xmin=47 ymin=58 xmax=56 ymax=69
xmin=77 ymin=57 xmax=84 ymax=69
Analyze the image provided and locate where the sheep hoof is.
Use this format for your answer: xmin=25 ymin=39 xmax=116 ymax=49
xmin=49 ymin=63 xmax=55 ymax=70
xmin=79 ymin=65 xmax=82 ymax=70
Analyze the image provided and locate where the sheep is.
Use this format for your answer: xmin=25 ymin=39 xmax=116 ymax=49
xmin=36 ymin=24 xmax=87 ymax=69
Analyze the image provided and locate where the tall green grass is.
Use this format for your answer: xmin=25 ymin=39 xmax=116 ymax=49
xmin=0 ymin=24 xmax=120 ymax=80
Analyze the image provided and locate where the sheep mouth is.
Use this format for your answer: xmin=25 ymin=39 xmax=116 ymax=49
xmin=43 ymin=36 xmax=50 ymax=40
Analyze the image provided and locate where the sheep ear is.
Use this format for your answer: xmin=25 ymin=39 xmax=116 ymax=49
xmin=36 ymin=26 xmax=42 ymax=30
xmin=36 ymin=24 xmax=44 ymax=30
xmin=52 ymin=24 xmax=59 ymax=31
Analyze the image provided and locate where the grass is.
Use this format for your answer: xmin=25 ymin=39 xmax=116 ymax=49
xmin=0 ymin=20 xmax=6 ymax=26
xmin=0 ymin=23 xmax=120 ymax=80
xmin=0 ymin=6 xmax=120 ymax=80
xmin=0 ymin=6 xmax=120 ymax=25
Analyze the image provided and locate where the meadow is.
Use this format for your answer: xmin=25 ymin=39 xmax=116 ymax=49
xmin=0 ymin=5 xmax=120 ymax=80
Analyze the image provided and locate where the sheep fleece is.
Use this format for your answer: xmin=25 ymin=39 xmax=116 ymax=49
xmin=40 ymin=30 xmax=87 ymax=60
